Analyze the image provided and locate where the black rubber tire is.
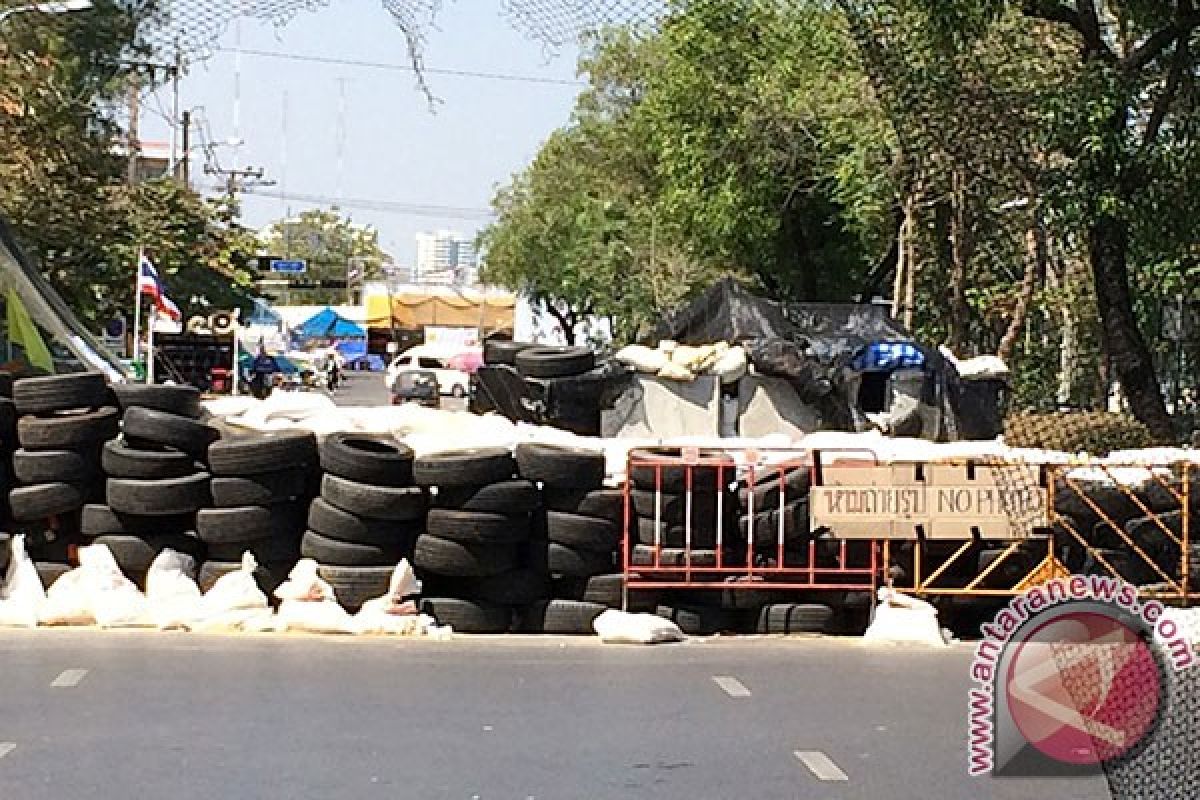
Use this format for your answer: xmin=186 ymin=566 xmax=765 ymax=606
xmin=9 ymin=482 xmax=84 ymax=521
xmin=412 ymin=534 xmax=517 ymax=578
xmin=756 ymin=603 xmax=833 ymax=634
xmin=543 ymin=488 xmax=625 ymax=524
xmin=413 ymin=448 xmax=516 ymax=488
xmin=195 ymin=505 xmax=276 ymax=545
xmin=630 ymin=544 xmax=719 ymax=568
xmin=109 ymin=383 xmax=202 ymax=419
xmin=546 ymin=511 xmax=620 ymax=552
xmin=81 ymin=504 xmax=194 ymax=536
xmin=208 ymin=431 xmax=318 ymax=476
xmin=558 ymin=573 xmax=659 ymax=612
xmin=14 ymin=373 xmax=107 ymax=415
xmin=318 ymin=432 xmax=414 ymax=487
xmin=636 ymin=517 xmax=719 ymax=549
xmin=514 ymin=346 xmax=594 ymax=379
xmin=35 ymin=561 xmax=73 ymax=589
xmin=545 ymin=541 xmax=613 ymax=577
xmin=316 ymin=565 xmax=397 ymax=612
xmin=0 ymin=532 xmax=10 ymax=572
xmin=514 ymin=442 xmax=606 ymax=489
xmin=206 ymin=534 xmax=302 ymax=564
xmin=12 ymin=448 xmax=99 ymax=485
xmin=447 ymin=569 xmax=551 ymax=606
xmin=320 ymin=474 xmax=427 ymax=521
xmin=517 ymin=599 xmax=606 ymax=634
xmin=300 ymin=529 xmax=407 ymax=567
xmin=483 ymin=339 xmax=535 ymax=366
xmin=106 ymin=473 xmax=211 ymax=516
xmin=17 ymin=407 xmax=120 ymax=450
xmin=211 ymin=468 xmax=308 ymax=507
xmin=629 ymin=447 xmax=736 ymax=493
xmin=656 ymin=604 xmax=734 ymax=635
xmin=307 ymin=497 xmax=421 ymax=547
xmin=0 ymin=397 xmax=16 ymax=436
xmin=101 ymin=438 xmax=195 ymax=480
xmin=91 ymin=532 xmax=206 ymax=578
xmin=122 ymin=407 xmax=219 ymax=459
xmin=739 ymin=498 xmax=810 ymax=549
xmin=433 ymin=479 xmax=541 ymax=513
xmin=632 ymin=489 xmax=733 ymax=527
xmin=425 ymin=509 xmax=530 ymax=544
xmin=419 ymin=597 xmax=512 ymax=633
xmin=0 ymin=370 xmax=13 ymax=399
xmin=740 ymin=466 xmax=811 ymax=511
xmin=197 ymin=560 xmax=287 ymax=596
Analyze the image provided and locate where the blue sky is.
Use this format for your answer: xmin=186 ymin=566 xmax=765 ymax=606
xmin=142 ymin=1 xmax=583 ymax=266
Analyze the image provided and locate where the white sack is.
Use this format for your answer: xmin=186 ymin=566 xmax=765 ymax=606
xmin=593 ymin=609 xmax=686 ymax=644
xmin=193 ymin=552 xmax=274 ymax=631
xmin=145 ymin=550 xmax=203 ymax=630
xmin=863 ymin=588 xmax=947 ymax=647
xmin=614 ymin=344 xmax=668 ymax=374
xmin=39 ymin=544 xmax=149 ymax=628
xmin=274 ymin=559 xmax=356 ymax=634
xmin=710 ymin=345 xmax=747 ymax=384
xmin=353 ymin=559 xmax=435 ymax=635
xmin=656 ymin=362 xmax=695 ymax=381
xmin=0 ymin=535 xmax=46 ymax=628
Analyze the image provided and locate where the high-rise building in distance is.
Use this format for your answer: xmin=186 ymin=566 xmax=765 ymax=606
xmin=415 ymin=230 xmax=478 ymax=283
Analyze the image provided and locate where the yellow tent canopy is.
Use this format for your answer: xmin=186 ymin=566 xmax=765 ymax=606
xmin=365 ymin=290 xmax=515 ymax=331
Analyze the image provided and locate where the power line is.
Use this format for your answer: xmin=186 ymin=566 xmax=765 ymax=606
xmin=232 ymin=187 xmax=495 ymax=220
xmin=215 ymin=47 xmax=586 ymax=87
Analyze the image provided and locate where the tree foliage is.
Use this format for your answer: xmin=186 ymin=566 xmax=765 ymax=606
xmin=261 ymin=208 xmax=389 ymax=306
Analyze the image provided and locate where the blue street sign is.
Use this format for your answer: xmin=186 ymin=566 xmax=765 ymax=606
xmin=270 ymin=259 xmax=307 ymax=274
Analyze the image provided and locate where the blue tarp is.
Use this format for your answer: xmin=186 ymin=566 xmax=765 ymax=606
xmin=296 ymin=307 xmax=365 ymax=339
xmin=849 ymin=341 xmax=926 ymax=372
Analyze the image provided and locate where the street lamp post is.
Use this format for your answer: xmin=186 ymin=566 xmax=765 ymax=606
xmin=0 ymin=1 xmax=93 ymax=25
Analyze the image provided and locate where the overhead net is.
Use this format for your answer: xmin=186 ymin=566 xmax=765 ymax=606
xmin=141 ymin=0 xmax=664 ymax=60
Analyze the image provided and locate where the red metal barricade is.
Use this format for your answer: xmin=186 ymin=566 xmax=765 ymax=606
xmin=621 ymin=446 xmax=880 ymax=605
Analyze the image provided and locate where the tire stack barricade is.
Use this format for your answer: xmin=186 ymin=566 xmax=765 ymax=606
xmin=517 ymin=443 xmax=624 ymax=634
xmin=0 ymin=370 xmax=18 ymax=560
xmin=414 ymin=448 xmax=533 ymax=633
xmin=92 ymin=385 xmax=213 ymax=588
xmin=200 ymin=430 xmax=320 ymax=598
xmin=9 ymin=374 xmax=117 ymax=589
xmin=303 ymin=433 xmax=425 ymax=610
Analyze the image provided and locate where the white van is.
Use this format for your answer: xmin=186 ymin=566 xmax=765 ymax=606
xmin=384 ymin=345 xmax=471 ymax=398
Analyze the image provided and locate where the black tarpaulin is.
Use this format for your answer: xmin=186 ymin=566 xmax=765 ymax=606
xmin=653 ymin=276 xmax=912 ymax=363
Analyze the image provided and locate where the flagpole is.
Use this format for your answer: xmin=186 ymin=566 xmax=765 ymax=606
xmin=132 ymin=248 xmax=143 ymax=363
xmin=146 ymin=306 xmax=156 ymax=385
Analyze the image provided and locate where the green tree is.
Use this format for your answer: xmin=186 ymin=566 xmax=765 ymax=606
xmin=262 ymin=208 xmax=389 ymax=306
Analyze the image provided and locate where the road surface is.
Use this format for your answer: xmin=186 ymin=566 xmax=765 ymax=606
xmin=0 ymin=631 xmax=1110 ymax=799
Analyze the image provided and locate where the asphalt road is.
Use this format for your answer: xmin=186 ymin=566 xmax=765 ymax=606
xmin=331 ymin=369 xmax=468 ymax=411
xmin=0 ymin=632 xmax=1111 ymax=800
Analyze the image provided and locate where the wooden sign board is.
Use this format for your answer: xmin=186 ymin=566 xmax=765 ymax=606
xmin=811 ymin=462 xmax=1048 ymax=540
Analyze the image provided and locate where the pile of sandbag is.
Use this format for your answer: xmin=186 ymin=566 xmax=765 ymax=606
xmin=615 ymin=341 xmax=747 ymax=384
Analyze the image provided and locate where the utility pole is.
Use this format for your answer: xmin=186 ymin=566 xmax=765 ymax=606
xmin=126 ymin=78 xmax=139 ymax=185
xmin=180 ymin=109 xmax=191 ymax=187
xmin=167 ymin=42 xmax=182 ymax=176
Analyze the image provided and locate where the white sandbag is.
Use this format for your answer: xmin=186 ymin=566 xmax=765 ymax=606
xmin=0 ymin=535 xmax=46 ymax=628
xmin=615 ymin=344 xmax=669 ymax=374
xmin=670 ymin=343 xmax=721 ymax=373
xmin=656 ymin=362 xmax=696 ymax=382
xmin=274 ymin=559 xmax=356 ymax=634
xmin=862 ymin=588 xmax=947 ymax=647
xmin=145 ymin=550 xmax=203 ymax=630
xmin=193 ymin=552 xmax=273 ymax=631
xmin=593 ymin=609 xmax=686 ymax=644
xmin=710 ymin=345 xmax=747 ymax=383
xmin=81 ymin=545 xmax=151 ymax=628
xmin=353 ymin=559 xmax=435 ymax=635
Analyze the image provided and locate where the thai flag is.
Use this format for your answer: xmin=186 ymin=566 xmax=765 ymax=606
xmin=138 ymin=254 xmax=182 ymax=321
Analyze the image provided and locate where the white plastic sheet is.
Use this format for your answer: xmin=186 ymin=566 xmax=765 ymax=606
xmin=0 ymin=535 xmax=46 ymax=628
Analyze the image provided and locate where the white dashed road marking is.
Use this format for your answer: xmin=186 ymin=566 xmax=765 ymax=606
xmin=0 ymin=743 xmax=15 ymax=760
xmin=51 ymin=669 xmax=87 ymax=688
xmin=712 ymin=675 xmax=751 ymax=697
xmin=795 ymin=750 xmax=849 ymax=782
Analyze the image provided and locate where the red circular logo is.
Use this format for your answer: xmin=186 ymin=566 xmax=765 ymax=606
xmin=1005 ymin=610 xmax=1161 ymax=765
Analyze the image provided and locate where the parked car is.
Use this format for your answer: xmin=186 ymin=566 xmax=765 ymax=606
xmin=390 ymin=369 xmax=440 ymax=408
xmin=384 ymin=345 xmax=470 ymax=398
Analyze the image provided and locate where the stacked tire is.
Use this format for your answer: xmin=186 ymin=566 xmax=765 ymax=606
xmin=415 ymin=448 xmax=536 ymax=633
xmin=10 ymin=373 xmax=116 ymax=587
xmin=303 ymin=432 xmax=425 ymax=610
xmin=513 ymin=346 xmax=595 ymax=380
xmin=516 ymin=443 xmax=630 ymax=633
xmin=93 ymin=386 xmax=214 ymax=587
xmin=0 ymin=370 xmax=17 ymax=525
xmin=198 ymin=430 xmax=319 ymax=599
